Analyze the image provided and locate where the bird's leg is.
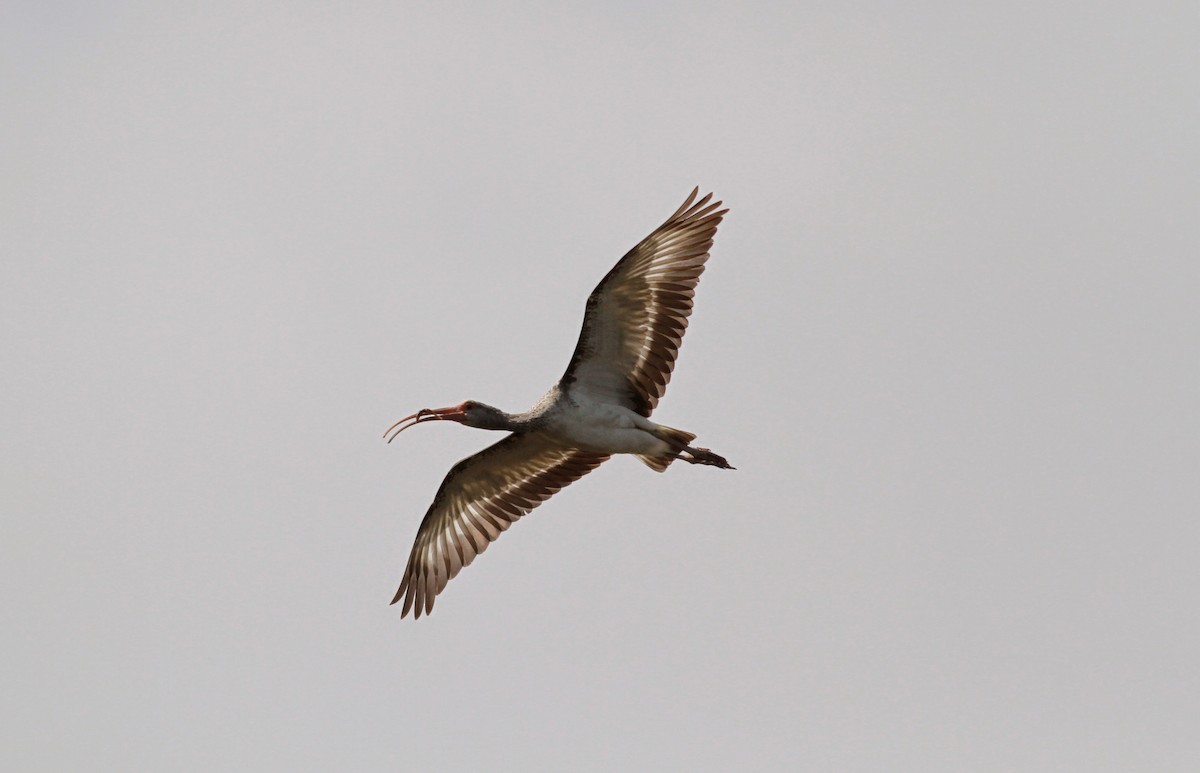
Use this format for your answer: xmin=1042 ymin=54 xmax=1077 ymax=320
xmin=677 ymin=446 xmax=736 ymax=470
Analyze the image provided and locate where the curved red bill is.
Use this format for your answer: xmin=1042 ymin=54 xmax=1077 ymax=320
xmin=383 ymin=405 xmax=467 ymax=444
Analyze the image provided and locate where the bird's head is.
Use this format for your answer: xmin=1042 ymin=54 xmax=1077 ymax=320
xmin=384 ymin=400 xmax=509 ymax=442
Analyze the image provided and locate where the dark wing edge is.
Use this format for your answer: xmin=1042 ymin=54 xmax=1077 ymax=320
xmin=392 ymin=434 xmax=609 ymax=619
xmin=561 ymin=187 xmax=728 ymax=415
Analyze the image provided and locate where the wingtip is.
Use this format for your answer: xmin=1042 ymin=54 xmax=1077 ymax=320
xmin=669 ymin=186 xmax=723 ymax=224
xmin=394 ymin=578 xmax=419 ymax=618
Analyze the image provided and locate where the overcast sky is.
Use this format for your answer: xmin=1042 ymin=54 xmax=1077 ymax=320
xmin=2 ymin=1 xmax=1197 ymax=770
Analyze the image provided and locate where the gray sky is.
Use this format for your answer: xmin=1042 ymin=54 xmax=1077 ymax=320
xmin=2 ymin=1 xmax=1197 ymax=770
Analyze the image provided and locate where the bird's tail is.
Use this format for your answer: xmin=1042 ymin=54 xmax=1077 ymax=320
xmin=637 ymin=426 xmax=697 ymax=473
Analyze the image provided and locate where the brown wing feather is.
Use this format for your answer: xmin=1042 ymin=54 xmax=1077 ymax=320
xmin=393 ymin=434 xmax=609 ymax=618
xmin=561 ymin=188 xmax=727 ymax=415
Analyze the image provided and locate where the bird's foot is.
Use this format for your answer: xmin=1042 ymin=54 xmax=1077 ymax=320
xmin=683 ymin=447 xmax=736 ymax=470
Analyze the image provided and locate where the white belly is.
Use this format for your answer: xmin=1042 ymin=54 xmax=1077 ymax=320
xmin=541 ymin=399 xmax=671 ymax=456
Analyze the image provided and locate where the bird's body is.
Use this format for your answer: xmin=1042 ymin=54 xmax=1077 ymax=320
xmin=528 ymin=386 xmax=674 ymax=456
xmin=386 ymin=189 xmax=732 ymax=618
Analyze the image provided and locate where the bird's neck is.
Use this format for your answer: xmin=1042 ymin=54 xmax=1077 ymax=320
xmin=499 ymin=409 xmax=538 ymax=432
xmin=476 ymin=407 xmax=533 ymax=432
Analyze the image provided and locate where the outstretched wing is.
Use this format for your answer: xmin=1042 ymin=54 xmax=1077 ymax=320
xmin=560 ymin=188 xmax=727 ymax=416
xmin=393 ymin=433 xmax=609 ymax=618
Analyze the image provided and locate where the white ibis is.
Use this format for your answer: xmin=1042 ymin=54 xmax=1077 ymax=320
xmin=385 ymin=188 xmax=733 ymax=618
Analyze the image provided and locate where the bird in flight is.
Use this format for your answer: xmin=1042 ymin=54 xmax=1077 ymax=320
xmin=385 ymin=188 xmax=733 ymax=618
